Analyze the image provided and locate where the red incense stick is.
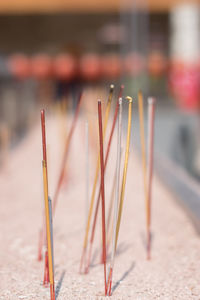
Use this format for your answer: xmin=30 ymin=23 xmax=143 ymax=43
xmin=79 ymin=85 xmax=114 ymax=274
xmin=85 ymin=86 xmax=124 ymax=273
xmin=43 ymin=250 xmax=49 ymax=286
xmin=41 ymin=110 xmax=55 ymax=299
xmin=41 ymin=109 xmax=50 ymax=286
xmin=52 ymin=91 xmax=83 ymax=213
xmin=98 ymin=100 xmax=107 ymax=296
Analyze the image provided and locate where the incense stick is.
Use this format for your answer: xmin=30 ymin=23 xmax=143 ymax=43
xmin=41 ymin=110 xmax=55 ymax=300
xmin=52 ymin=92 xmax=83 ymax=213
xmin=138 ymin=91 xmax=149 ymax=259
xmin=43 ymin=249 xmax=49 ymax=286
xmin=41 ymin=109 xmax=49 ymax=284
xmin=106 ymin=166 xmax=117 ymax=244
xmin=85 ymin=121 xmax=89 ymax=227
xmin=58 ymin=99 xmax=67 ymax=152
xmin=48 ymin=197 xmax=54 ymax=275
xmin=79 ymin=85 xmax=114 ymax=274
xmin=106 ymin=146 xmax=123 ymax=251
xmin=48 ymin=197 xmax=55 ymax=300
xmin=98 ymin=100 xmax=107 ymax=296
xmin=85 ymin=86 xmax=124 ymax=273
xmin=147 ymin=97 xmax=156 ymax=259
xmin=107 ymin=96 xmax=132 ymax=296
xmin=106 ymin=86 xmax=124 ymax=244
xmin=0 ymin=123 xmax=9 ymax=169
xmin=108 ymin=97 xmax=122 ymax=254
xmin=106 ymin=97 xmax=122 ymax=296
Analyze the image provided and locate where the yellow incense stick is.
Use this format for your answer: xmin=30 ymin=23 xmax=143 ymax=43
xmin=43 ymin=161 xmax=55 ymax=299
xmin=138 ymin=91 xmax=150 ymax=233
xmin=80 ymin=85 xmax=114 ymax=272
xmin=115 ymin=96 xmax=132 ymax=250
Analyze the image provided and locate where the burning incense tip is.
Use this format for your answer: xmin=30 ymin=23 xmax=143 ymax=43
xmin=138 ymin=90 xmax=142 ymax=96
xmin=126 ymin=96 xmax=133 ymax=103
xmin=148 ymin=97 xmax=156 ymax=105
xmin=110 ymin=84 xmax=114 ymax=91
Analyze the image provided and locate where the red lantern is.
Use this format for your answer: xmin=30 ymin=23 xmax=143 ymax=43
xmin=169 ymin=60 xmax=200 ymax=111
xmin=53 ymin=54 xmax=77 ymax=81
xmin=80 ymin=53 xmax=101 ymax=81
xmin=101 ymin=54 xmax=122 ymax=79
xmin=8 ymin=54 xmax=31 ymax=80
xmin=124 ymin=52 xmax=145 ymax=76
xmin=148 ymin=51 xmax=167 ymax=77
xmin=31 ymin=54 xmax=53 ymax=80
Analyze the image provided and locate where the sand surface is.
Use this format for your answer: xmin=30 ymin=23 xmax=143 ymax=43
xmin=1 ymin=114 xmax=200 ymax=300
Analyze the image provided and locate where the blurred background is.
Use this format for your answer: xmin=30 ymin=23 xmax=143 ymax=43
xmin=0 ymin=0 xmax=200 ymax=208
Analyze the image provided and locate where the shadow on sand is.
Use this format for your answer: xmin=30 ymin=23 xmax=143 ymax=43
xmin=55 ymin=270 xmax=66 ymax=299
xmin=112 ymin=261 xmax=135 ymax=294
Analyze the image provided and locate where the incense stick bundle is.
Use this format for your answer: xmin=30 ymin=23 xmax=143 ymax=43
xmin=107 ymin=96 xmax=132 ymax=296
xmin=97 ymin=100 xmax=107 ymax=296
xmin=107 ymin=99 xmax=122 ymax=282
xmin=38 ymin=92 xmax=83 ymax=261
xmin=79 ymin=85 xmax=114 ymax=273
xmin=85 ymin=86 xmax=124 ymax=273
xmin=41 ymin=110 xmax=55 ymax=300
xmin=146 ymin=97 xmax=156 ymax=259
xmin=105 ymin=86 xmax=124 ymax=250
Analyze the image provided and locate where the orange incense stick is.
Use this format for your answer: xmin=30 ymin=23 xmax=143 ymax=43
xmin=85 ymin=86 xmax=124 ymax=273
xmin=138 ymin=91 xmax=149 ymax=260
xmin=79 ymin=85 xmax=114 ymax=274
xmin=147 ymin=97 xmax=156 ymax=259
xmin=41 ymin=110 xmax=55 ymax=300
xmin=98 ymin=100 xmax=107 ymax=295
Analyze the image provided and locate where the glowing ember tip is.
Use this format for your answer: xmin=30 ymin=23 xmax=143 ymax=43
xmin=126 ymin=96 xmax=133 ymax=103
xmin=148 ymin=97 xmax=156 ymax=105
xmin=110 ymin=84 xmax=114 ymax=91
